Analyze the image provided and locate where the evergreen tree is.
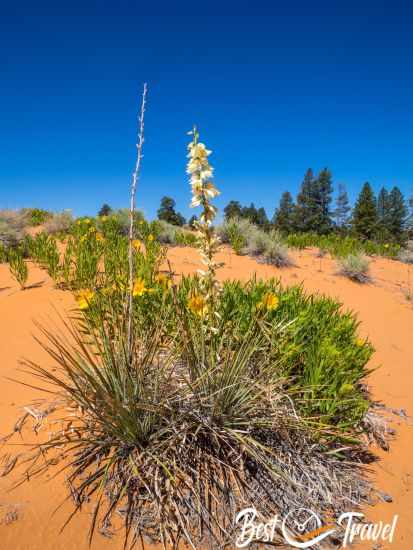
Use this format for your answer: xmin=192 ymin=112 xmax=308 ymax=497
xmin=352 ymin=182 xmax=378 ymax=240
xmin=98 ymin=203 xmax=112 ymax=217
xmin=256 ymin=207 xmax=269 ymax=227
xmin=387 ymin=186 xmax=407 ymax=241
xmin=273 ymin=191 xmax=295 ymax=233
xmin=157 ymin=196 xmax=186 ymax=226
xmin=376 ymin=187 xmax=391 ymax=240
xmin=223 ymin=200 xmax=242 ymax=220
xmin=315 ymin=168 xmax=334 ymax=234
xmin=333 ymin=183 xmax=351 ymax=230
xmin=294 ymin=168 xmax=318 ymax=232
xmin=241 ymin=203 xmax=260 ymax=224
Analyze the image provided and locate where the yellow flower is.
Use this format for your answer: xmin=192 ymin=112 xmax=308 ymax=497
xmin=147 ymin=234 xmax=154 ymax=242
xmin=155 ymin=273 xmax=172 ymax=289
xmin=356 ymin=338 xmax=365 ymax=347
xmin=258 ymin=292 xmax=279 ymax=311
xmin=96 ymin=232 xmax=105 ymax=243
xmin=132 ymin=277 xmax=147 ymax=297
xmin=76 ymin=289 xmax=94 ymax=310
xmin=84 ymin=218 xmax=91 ymax=225
xmin=384 ymin=244 xmax=389 ymax=249
xmin=132 ymin=239 xmax=142 ymax=251
xmin=188 ymin=294 xmax=208 ymax=316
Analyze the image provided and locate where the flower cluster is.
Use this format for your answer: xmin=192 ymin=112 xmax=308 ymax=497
xmin=186 ymin=127 xmax=222 ymax=317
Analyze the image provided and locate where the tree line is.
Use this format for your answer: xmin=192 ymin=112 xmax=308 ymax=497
xmin=97 ymin=169 xmax=413 ymax=244
xmin=225 ymin=168 xmax=412 ymax=243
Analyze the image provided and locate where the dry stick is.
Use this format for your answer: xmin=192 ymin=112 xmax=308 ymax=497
xmin=127 ymin=83 xmax=148 ymax=356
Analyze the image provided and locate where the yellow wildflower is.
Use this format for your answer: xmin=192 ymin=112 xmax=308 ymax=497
xmin=96 ymin=232 xmax=105 ymax=243
xmin=384 ymin=244 xmax=389 ymax=249
xmin=147 ymin=234 xmax=154 ymax=242
xmin=132 ymin=239 xmax=142 ymax=251
xmin=258 ymin=292 xmax=279 ymax=311
xmin=76 ymin=289 xmax=94 ymax=310
xmin=155 ymin=273 xmax=172 ymax=289
xmin=188 ymin=294 xmax=208 ymax=316
xmin=132 ymin=277 xmax=147 ymax=297
xmin=356 ymin=338 xmax=365 ymax=347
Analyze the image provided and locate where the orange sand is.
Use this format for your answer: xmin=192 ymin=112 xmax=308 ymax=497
xmin=0 ymin=247 xmax=412 ymax=549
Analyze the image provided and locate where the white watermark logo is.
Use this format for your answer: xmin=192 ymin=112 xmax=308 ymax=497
xmin=235 ymin=507 xmax=398 ymax=548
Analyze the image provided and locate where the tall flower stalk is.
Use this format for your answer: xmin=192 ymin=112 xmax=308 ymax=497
xmin=127 ymin=83 xmax=147 ymax=355
xmin=187 ymin=126 xmax=221 ymax=318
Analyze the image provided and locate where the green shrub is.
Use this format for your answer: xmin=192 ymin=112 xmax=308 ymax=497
xmin=338 ymin=253 xmax=371 ymax=283
xmin=8 ymin=248 xmax=28 ymax=289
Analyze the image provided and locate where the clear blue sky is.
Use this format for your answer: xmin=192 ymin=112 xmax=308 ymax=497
xmin=1 ymin=3 xmax=413 ymax=221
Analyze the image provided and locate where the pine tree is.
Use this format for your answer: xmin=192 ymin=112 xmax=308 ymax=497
xmin=294 ymin=168 xmax=318 ymax=232
xmin=387 ymin=186 xmax=407 ymax=241
xmin=352 ymin=182 xmax=378 ymax=240
xmin=256 ymin=207 xmax=269 ymax=228
xmin=376 ymin=187 xmax=391 ymax=240
xmin=157 ymin=196 xmax=186 ymax=226
xmin=316 ymin=168 xmax=333 ymax=234
xmin=333 ymin=183 xmax=351 ymax=230
xmin=273 ymin=191 xmax=295 ymax=233
xmin=223 ymin=200 xmax=242 ymax=220
xmin=241 ymin=203 xmax=259 ymax=224
xmin=98 ymin=203 xmax=112 ymax=217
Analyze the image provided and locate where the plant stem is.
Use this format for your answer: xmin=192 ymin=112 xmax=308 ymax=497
xmin=127 ymin=83 xmax=148 ymax=356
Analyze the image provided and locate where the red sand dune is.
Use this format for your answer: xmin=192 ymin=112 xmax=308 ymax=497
xmin=0 ymin=246 xmax=412 ymax=549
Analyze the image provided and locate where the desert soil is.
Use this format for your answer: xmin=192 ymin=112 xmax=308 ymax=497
xmin=0 ymin=246 xmax=412 ymax=549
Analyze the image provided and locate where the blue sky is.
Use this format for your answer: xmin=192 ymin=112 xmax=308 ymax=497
xmin=1 ymin=4 xmax=413 ymax=221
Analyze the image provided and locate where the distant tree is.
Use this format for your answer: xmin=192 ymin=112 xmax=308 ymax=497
xmin=256 ymin=207 xmax=269 ymax=228
xmin=98 ymin=203 xmax=112 ymax=217
xmin=157 ymin=196 xmax=186 ymax=226
xmin=273 ymin=191 xmax=295 ymax=233
xmin=315 ymin=168 xmax=334 ymax=234
xmin=352 ymin=182 xmax=378 ymax=240
xmin=294 ymin=168 xmax=319 ymax=232
xmin=241 ymin=203 xmax=259 ymax=224
xmin=223 ymin=200 xmax=243 ymax=221
xmin=376 ymin=187 xmax=392 ymax=240
xmin=188 ymin=215 xmax=198 ymax=229
xmin=333 ymin=183 xmax=351 ymax=230
xmin=408 ymin=195 xmax=413 ymax=237
xmin=387 ymin=186 xmax=407 ymax=241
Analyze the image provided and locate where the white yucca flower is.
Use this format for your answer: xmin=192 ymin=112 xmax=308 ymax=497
xmin=186 ymin=125 xmax=222 ymax=318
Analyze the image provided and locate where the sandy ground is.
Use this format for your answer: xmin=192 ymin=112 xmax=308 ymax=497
xmin=0 ymin=247 xmax=412 ymax=549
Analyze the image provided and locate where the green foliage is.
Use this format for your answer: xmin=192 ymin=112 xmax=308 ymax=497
xmin=98 ymin=203 xmax=112 ymax=217
xmin=273 ymin=191 xmax=295 ymax=233
xmin=157 ymin=196 xmax=186 ymax=226
xmin=294 ymin=168 xmax=333 ymax=234
xmin=352 ymin=182 xmax=378 ymax=240
xmin=223 ymin=200 xmax=242 ymax=220
xmin=333 ymin=183 xmax=351 ymax=229
xmin=8 ymin=247 xmax=28 ymax=289
xmin=26 ymin=208 xmax=51 ymax=226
